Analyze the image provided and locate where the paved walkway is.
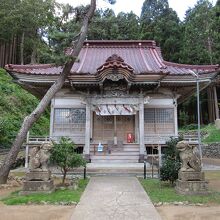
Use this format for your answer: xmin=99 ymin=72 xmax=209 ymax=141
xmin=71 ymin=177 xmax=161 ymax=220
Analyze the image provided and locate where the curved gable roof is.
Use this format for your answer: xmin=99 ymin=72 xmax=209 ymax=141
xmin=5 ymin=40 xmax=219 ymax=77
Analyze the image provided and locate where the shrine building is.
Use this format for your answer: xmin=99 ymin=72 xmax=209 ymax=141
xmin=5 ymin=40 xmax=220 ymax=163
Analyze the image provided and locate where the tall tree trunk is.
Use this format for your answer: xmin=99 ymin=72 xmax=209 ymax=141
xmin=31 ymin=31 xmax=38 ymax=64
xmin=20 ymin=32 xmax=25 ymax=65
xmin=13 ymin=36 xmax=17 ymax=64
xmin=0 ymin=0 xmax=96 ymax=184
xmin=62 ymin=169 xmax=67 ymax=184
xmin=207 ymin=36 xmax=213 ymax=65
xmin=31 ymin=45 xmax=37 ymax=64
xmin=9 ymin=37 xmax=13 ymax=64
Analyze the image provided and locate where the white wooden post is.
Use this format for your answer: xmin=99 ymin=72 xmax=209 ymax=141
xmin=174 ymin=100 xmax=178 ymax=137
xmin=139 ymin=102 xmax=145 ymax=162
xmin=49 ymin=98 xmax=55 ymax=138
xmin=114 ymin=115 xmax=117 ymax=145
xmin=25 ymin=131 xmax=30 ymax=168
xmin=158 ymin=144 xmax=162 ymax=167
xmin=214 ymin=86 xmax=219 ymax=119
xmin=84 ymin=104 xmax=91 ymax=161
xmin=135 ymin=113 xmax=139 ymax=144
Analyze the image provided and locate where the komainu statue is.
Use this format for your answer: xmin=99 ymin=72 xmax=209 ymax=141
xmin=176 ymin=141 xmax=201 ymax=172
xmin=29 ymin=142 xmax=53 ymax=171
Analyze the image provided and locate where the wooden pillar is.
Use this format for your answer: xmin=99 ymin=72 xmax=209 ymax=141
xmin=214 ymin=86 xmax=219 ymax=119
xmin=114 ymin=115 xmax=117 ymax=145
xmin=84 ymin=104 xmax=91 ymax=161
xmin=174 ymin=100 xmax=178 ymax=137
xmin=139 ymin=102 xmax=145 ymax=162
xmin=90 ymin=111 xmax=93 ymax=140
xmin=25 ymin=131 xmax=30 ymax=168
xmin=49 ymin=98 xmax=55 ymax=138
xmin=135 ymin=113 xmax=139 ymax=144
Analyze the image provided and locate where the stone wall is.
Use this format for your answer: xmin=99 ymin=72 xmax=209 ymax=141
xmin=202 ymin=143 xmax=220 ymax=159
xmin=178 ymin=131 xmax=208 ymax=139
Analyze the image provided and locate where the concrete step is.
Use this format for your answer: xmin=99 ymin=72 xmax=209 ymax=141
xmin=122 ymin=148 xmax=140 ymax=152
xmin=90 ymin=151 xmax=139 ymax=156
xmin=90 ymin=155 xmax=139 ymax=160
xmin=51 ymin=163 xmax=159 ymax=177
xmin=91 ymin=159 xmax=139 ymax=163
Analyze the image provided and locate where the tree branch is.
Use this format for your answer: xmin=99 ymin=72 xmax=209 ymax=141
xmin=0 ymin=0 xmax=96 ymax=184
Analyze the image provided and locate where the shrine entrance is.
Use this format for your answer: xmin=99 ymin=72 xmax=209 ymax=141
xmin=93 ymin=114 xmax=136 ymax=144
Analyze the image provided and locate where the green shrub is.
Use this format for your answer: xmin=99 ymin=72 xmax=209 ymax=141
xmin=181 ymin=123 xmax=198 ymax=131
xmin=50 ymin=137 xmax=86 ymax=184
xmin=0 ymin=68 xmax=50 ymax=148
xmin=160 ymin=137 xmax=181 ymax=185
xmin=179 ymin=110 xmax=189 ymax=127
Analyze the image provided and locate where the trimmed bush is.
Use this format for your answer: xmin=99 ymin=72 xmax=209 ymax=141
xmin=160 ymin=137 xmax=181 ymax=185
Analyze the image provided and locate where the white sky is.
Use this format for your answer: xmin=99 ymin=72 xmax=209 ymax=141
xmin=57 ymin=0 xmax=217 ymax=20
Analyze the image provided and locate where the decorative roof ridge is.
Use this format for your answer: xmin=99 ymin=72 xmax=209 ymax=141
xmin=97 ymin=54 xmax=134 ymax=73
xmin=83 ymin=40 xmax=157 ymax=47
xmin=163 ymin=61 xmax=220 ymax=70
xmin=5 ymin=63 xmax=56 ymax=70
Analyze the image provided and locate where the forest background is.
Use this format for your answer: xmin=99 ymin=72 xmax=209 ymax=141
xmin=0 ymin=0 xmax=219 ymax=148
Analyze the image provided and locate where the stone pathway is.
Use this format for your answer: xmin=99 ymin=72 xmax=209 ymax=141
xmin=71 ymin=177 xmax=161 ymax=220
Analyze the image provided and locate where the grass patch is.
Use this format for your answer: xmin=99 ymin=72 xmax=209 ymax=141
xmin=140 ymin=178 xmax=220 ymax=204
xmin=1 ymin=178 xmax=89 ymax=205
xmin=202 ymin=124 xmax=220 ymax=143
xmin=179 ymin=123 xmax=220 ymax=143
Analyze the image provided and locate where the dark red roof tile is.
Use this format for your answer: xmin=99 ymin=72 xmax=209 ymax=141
xmin=5 ymin=40 xmax=220 ymax=77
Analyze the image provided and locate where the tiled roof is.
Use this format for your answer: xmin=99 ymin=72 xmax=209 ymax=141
xmin=5 ymin=40 xmax=219 ymax=76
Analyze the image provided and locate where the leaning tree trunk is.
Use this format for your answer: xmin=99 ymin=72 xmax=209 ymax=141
xmin=0 ymin=0 xmax=96 ymax=184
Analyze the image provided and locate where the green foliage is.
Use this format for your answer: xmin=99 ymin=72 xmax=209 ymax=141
xmin=178 ymin=110 xmax=190 ymax=127
xmin=0 ymin=69 xmax=49 ymax=148
xmin=140 ymin=178 xmax=220 ymax=204
xmin=0 ymin=0 xmax=57 ymax=64
xmin=202 ymin=124 xmax=220 ymax=143
xmin=160 ymin=138 xmax=181 ymax=185
xmin=180 ymin=0 xmax=218 ymax=64
xmin=50 ymin=137 xmax=86 ymax=184
xmin=1 ymin=178 xmax=89 ymax=205
xmin=140 ymin=0 xmax=182 ymax=62
xmin=179 ymin=123 xmax=220 ymax=143
xmin=181 ymin=124 xmax=199 ymax=131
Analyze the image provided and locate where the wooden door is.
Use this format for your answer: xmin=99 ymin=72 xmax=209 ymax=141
xmin=93 ymin=114 xmax=114 ymax=142
xmin=93 ymin=114 xmax=135 ymax=143
xmin=116 ymin=115 xmax=135 ymax=143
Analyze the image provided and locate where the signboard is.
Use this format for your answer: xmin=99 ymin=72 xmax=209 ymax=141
xmin=97 ymin=143 xmax=103 ymax=152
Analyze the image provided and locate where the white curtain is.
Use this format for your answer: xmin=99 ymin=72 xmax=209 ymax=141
xmin=93 ymin=104 xmax=139 ymax=116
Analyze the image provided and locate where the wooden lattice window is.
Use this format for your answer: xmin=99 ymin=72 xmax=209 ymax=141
xmin=53 ymin=108 xmax=86 ymax=134
xmin=144 ymin=108 xmax=174 ymax=134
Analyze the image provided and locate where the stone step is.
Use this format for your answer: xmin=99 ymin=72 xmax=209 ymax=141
xmin=90 ymin=151 xmax=139 ymax=156
xmin=89 ymin=150 xmax=140 ymax=155
xmin=91 ymin=159 xmax=139 ymax=163
xmin=90 ymin=145 xmax=139 ymax=149
xmin=90 ymin=145 xmax=140 ymax=151
xmin=122 ymin=148 xmax=140 ymax=152
xmin=52 ymin=163 xmax=159 ymax=177
xmin=90 ymin=155 xmax=139 ymax=160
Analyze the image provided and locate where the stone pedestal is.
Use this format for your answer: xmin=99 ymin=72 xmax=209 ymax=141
xmin=175 ymin=171 xmax=209 ymax=195
xmin=178 ymin=171 xmax=205 ymax=181
xmin=21 ymin=170 xmax=54 ymax=195
xmin=26 ymin=170 xmax=52 ymax=181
